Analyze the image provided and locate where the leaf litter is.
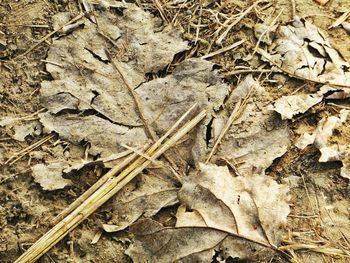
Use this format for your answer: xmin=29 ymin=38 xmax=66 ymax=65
xmin=24 ymin=3 xmax=294 ymax=261
xmin=126 ymin=163 xmax=290 ymax=262
xmin=4 ymin=1 xmax=350 ymax=262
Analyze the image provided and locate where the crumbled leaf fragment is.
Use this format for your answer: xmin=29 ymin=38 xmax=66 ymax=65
xmin=273 ymin=94 xmax=322 ymax=120
xmin=31 ymin=163 xmax=72 ymax=191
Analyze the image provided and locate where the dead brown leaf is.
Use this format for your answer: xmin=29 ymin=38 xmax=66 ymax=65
xmin=214 ymin=75 xmax=290 ymax=176
xmin=126 ymin=163 xmax=290 ymax=262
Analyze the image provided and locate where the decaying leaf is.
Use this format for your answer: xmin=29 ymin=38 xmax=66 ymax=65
xmin=319 ymin=85 xmax=350 ymax=99
xmin=0 ymin=118 xmax=42 ymax=141
xmin=136 ymin=58 xmax=229 ymax=166
xmin=41 ymin=5 xmax=188 ymax=125
xmin=296 ymin=109 xmax=349 ymax=163
xmin=39 ymin=4 xmax=187 ymax=161
xmin=39 ymin=112 xmax=148 ymax=158
xmin=103 ymin=170 xmax=178 ymax=232
xmin=136 ymin=58 xmax=229 ymax=134
xmin=31 ymin=162 xmax=72 ymax=191
xmin=273 ymin=94 xmax=323 ymax=120
xmin=12 ymin=121 xmax=42 ymax=141
xmin=254 ymin=23 xmax=278 ymax=45
xmin=214 ymin=75 xmax=290 ymax=176
xmin=260 ymin=17 xmax=350 ymax=96
xmin=126 ymin=163 xmax=290 ymax=262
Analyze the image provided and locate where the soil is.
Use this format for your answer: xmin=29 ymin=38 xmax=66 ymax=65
xmin=1 ymin=0 xmax=350 ymax=262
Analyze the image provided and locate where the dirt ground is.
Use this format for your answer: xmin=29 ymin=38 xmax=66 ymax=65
xmin=1 ymin=0 xmax=350 ymax=262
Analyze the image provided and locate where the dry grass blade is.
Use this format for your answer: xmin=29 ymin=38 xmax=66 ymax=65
xmin=223 ymin=69 xmax=272 ymax=76
xmin=52 ymin=102 xmax=196 ymax=225
xmin=205 ymin=92 xmax=250 ymax=164
xmin=50 ymin=145 xmax=149 ymax=226
xmin=14 ymin=107 xmax=206 ymax=263
xmin=5 ymin=133 xmax=55 ymax=165
xmin=201 ymin=39 xmax=245 ymax=59
xmin=279 ymin=243 xmax=350 ymax=257
xmin=328 ymin=10 xmax=350 ymax=28
xmin=216 ymin=0 xmax=263 ymax=45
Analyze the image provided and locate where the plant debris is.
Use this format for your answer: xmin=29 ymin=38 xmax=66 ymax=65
xmin=2 ymin=0 xmax=350 ymax=262
xmin=126 ymin=163 xmax=290 ymax=262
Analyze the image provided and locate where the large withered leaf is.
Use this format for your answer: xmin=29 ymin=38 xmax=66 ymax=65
xmin=126 ymin=163 xmax=290 ymax=262
xmin=41 ymin=5 xmax=188 ymax=125
xmin=126 ymin=218 xmax=227 ymax=263
xmin=136 ymin=58 xmax=229 ymax=166
xmin=214 ymin=75 xmax=290 ymax=176
xmin=181 ymin=163 xmax=290 ymax=246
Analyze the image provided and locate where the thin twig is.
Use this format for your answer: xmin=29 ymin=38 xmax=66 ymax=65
xmin=152 ymin=0 xmax=169 ymax=23
xmin=252 ymin=10 xmax=283 ymax=55
xmin=291 ymin=0 xmax=296 ymax=18
xmin=223 ymin=68 xmax=272 ymax=77
xmin=216 ymin=0 xmax=264 ymax=45
xmin=51 ymin=103 xmax=197 ymax=226
xmin=120 ymin=143 xmax=165 ymax=167
xmin=194 ymin=0 xmax=203 ymax=45
xmin=279 ymin=243 xmax=350 ymax=257
xmin=50 ymin=146 xmax=148 ymax=226
xmin=201 ymin=39 xmax=245 ymax=59
xmin=5 ymin=134 xmax=55 ymax=165
xmin=0 ymin=23 xmax=49 ymax=28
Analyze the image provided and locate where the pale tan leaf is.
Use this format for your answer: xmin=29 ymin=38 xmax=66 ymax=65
xmin=126 ymin=164 xmax=290 ymax=262
xmin=273 ymin=94 xmax=323 ymax=120
xmin=215 ymin=76 xmax=290 ymax=176
xmin=31 ymin=162 xmax=72 ymax=191
xmin=105 ymin=170 xmax=179 ymax=232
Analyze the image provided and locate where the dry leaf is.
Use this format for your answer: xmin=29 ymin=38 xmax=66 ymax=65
xmin=136 ymin=58 xmax=229 ymax=134
xmin=273 ymin=94 xmax=323 ymax=120
xmin=260 ymin=17 xmax=350 ymax=93
xmin=103 ymin=170 xmax=178 ymax=232
xmin=12 ymin=121 xmax=42 ymax=141
xmin=39 ymin=112 xmax=148 ymax=158
xmin=318 ymin=85 xmax=350 ymax=99
xmin=215 ymin=75 xmax=290 ymax=176
xmin=254 ymin=23 xmax=278 ymax=45
xmin=296 ymin=109 xmax=349 ymax=163
xmin=126 ymin=163 xmax=290 ymax=262
xmin=136 ymin=58 xmax=229 ymax=167
xmin=41 ymin=5 xmax=188 ymax=125
xmin=31 ymin=162 xmax=72 ymax=191
xmin=0 ymin=118 xmax=42 ymax=141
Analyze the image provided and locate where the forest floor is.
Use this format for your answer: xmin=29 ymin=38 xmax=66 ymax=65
xmin=1 ymin=0 xmax=350 ymax=262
